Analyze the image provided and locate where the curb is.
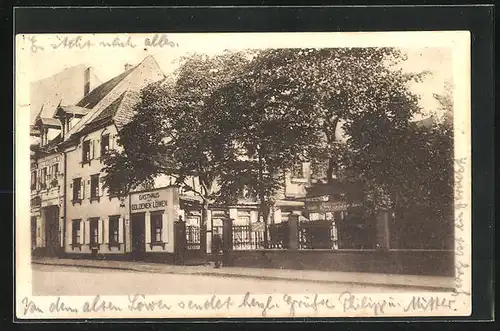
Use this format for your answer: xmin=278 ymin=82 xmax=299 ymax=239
xmin=32 ymin=261 xmax=452 ymax=292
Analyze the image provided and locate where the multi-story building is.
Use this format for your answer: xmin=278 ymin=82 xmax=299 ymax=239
xmin=30 ymin=55 xmax=314 ymax=260
xmin=30 ymin=65 xmax=101 ymax=256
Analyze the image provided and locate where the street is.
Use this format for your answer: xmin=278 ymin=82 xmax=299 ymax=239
xmin=32 ymin=264 xmax=419 ymax=296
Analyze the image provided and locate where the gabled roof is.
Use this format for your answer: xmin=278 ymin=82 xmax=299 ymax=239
xmin=65 ymin=55 xmax=164 ymax=140
xmin=76 ymin=67 xmax=135 ymax=109
xmin=83 ymin=90 xmax=140 ymax=132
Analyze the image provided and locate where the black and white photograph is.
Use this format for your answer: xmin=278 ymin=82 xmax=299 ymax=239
xmin=15 ymin=32 xmax=471 ymax=318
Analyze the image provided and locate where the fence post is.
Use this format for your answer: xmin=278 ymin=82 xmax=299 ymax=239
xmin=288 ymin=214 xmax=299 ymax=250
xmin=222 ymin=217 xmax=234 ymax=266
xmin=376 ymin=209 xmax=391 ymax=251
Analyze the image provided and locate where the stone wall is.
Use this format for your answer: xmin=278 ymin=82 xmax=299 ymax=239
xmin=229 ymin=249 xmax=454 ymax=277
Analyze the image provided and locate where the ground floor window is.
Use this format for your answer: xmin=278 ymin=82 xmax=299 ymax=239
xmin=72 ymin=220 xmax=81 ymax=245
xmin=89 ymin=218 xmax=99 ymax=245
xmin=109 ymin=216 xmax=120 ymax=244
xmin=150 ymin=212 xmax=163 ymax=243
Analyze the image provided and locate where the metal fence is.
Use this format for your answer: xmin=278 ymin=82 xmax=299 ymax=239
xmin=187 ymin=221 xmax=341 ymax=251
xmin=186 ymin=225 xmax=201 ymax=250
xmin=232 ymin=225 xmax=265 ymax=250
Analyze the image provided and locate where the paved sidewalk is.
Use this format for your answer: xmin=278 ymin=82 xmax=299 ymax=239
xmin=32 ymin=257 xmax=454 ymax=291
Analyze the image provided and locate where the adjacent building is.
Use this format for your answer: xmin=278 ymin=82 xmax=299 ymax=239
xmin=30 ymin=65 xmax=101 ymax=256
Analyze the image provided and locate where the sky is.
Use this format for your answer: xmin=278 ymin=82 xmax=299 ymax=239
xmin=18 ymin=32 xmax=455 ymax=123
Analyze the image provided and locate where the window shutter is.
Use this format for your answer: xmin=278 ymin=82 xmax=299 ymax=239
xmin=103 ymin=218 xmax=109 ymax=244
xmin=79 ymin=180 xmax=84 ymax=199
xmin=90 ymin=140 xmax=95 ymax=160
xmin=110 ymin=134 xmax=115 ymax=150
xmin=118 ymin=217 xmax=124 ymax=243
xmin=98 ymin=175 xmax=103 ymax=197
xmin=95 ymin=139 xmax=100 ymax=159
xmin=98 ymin=219 xmax=103 ymax=244
xmin=84 ymin=220 xmax=90 ymax=244
xmin=68 ymin=221 xmax=73 ymax=244
xmin=79 ymin=221 xmax=84 ymax=244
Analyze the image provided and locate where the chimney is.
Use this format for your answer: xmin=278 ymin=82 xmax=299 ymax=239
xmin=124 ymin=63 xmax=133 ymax=72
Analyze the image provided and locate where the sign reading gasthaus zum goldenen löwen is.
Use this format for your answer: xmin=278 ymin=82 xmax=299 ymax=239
xmin=130 ymin=189 xmax=169 ymax=212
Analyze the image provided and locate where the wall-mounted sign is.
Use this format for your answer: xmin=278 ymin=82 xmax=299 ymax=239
xmin=307 ymin=200 xmax=362 ymax=212
xmin=130 ymin=188 xmax=169 ymax=213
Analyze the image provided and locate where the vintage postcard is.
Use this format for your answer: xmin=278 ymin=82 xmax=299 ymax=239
xmin=15 ymin=31 xmax=471 ymax=319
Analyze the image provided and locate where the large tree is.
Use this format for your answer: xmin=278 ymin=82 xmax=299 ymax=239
xmin=208 ymin=50 xmax=322 ymax=247
xmin=233 ymin=48 xmax=427 ymax=186
xmin=102 ymin=51 xmax=251 ymax=254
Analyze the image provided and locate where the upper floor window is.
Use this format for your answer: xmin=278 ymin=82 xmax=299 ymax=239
xmin=40 ymin=167 xmax=48 ymax=189
xmin=101 ymin=134 xmax=110 ymax=157
xmin=52 ymin=163 xmax=59 ymax=177
xmin=50 ymin=163 xmax=59 ymax=187
xmin=90 ymin=174 xmax=100 ymax=200
xmin=239 ymin=186 xmax=251 ymax=199
xmin=72 ymin=178 xmax=82 ymax=202
xmin=291 ymin=162 xmax=304 ymax=179
xmin=82 ymin=140 xmax=92 ymax=163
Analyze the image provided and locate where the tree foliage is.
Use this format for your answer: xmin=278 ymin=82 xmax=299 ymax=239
xmin=102 ymin=51 xmax=251 ymax=253
xmin=103 ymin=47 xmax=454 ymax=251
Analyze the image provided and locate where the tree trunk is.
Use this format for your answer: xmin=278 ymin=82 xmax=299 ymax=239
xmin=200 ymin=199 xmax=209 ymax=257
xmin=324 ymin=117 xmax=340 ymax=184
xmin=260 ymin=201 xmax=271 ymax=248
xmin=326 ymin=158 xmax=335 ymax=184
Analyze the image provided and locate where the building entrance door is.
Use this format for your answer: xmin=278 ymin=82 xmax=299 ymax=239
xmin=131 ymin=213 xmax=146 ymax=258
xmin=44 ymin=206 xmax=60 ymax=256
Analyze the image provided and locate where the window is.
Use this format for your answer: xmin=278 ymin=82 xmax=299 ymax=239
xmin=89 ymin=218 xmax=99 ymax=246
xmin=50 ymin=164 xmax=59 ymax=187
xmin=239 ymin=186 xmax=251 ymax=199
xmin=72 ymin=178 xmax=82 ymax=202
xmin=291 ymin=162 xmax=304 ymax=178
xmin=108 ymin=216 xmax=120 ymax=244
xmin=52 ymin=163 xmax=59 ymax=177
xmin=90 ymin=174 xmax=100 ymax=200
xmin=82 ymin=140 xmax=91 ymax=163
xmin=40 ymin=167 xmax=47 ymax=189
xmin=151 ymin=213 xmax=163 ymax=243
xmin=31 ymin=171 xmax=37 ymax=191
xmin=72 ymin=220 xmax=81 ymax=246
xmin=101 ymin=134 xmax=110 ymax=157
